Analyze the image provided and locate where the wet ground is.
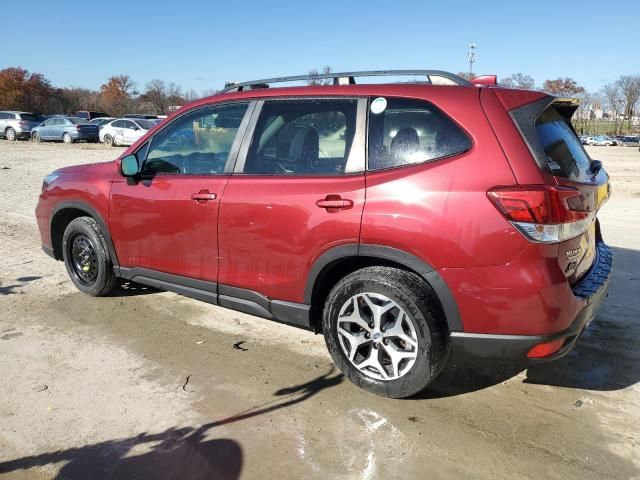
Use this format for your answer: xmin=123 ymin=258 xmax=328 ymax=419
xmin=0 ymin=142 xmax=638 ymax=479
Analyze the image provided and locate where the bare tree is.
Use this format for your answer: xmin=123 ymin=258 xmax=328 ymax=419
xmin=307 ymin=66 xmax=333 ymax=86
xmin=542 ymin=77 xmax=585 ymax=97
xmin=618 ymin=75 xmax=640 ymax=130
xmin=143 ymin=79 xmax=168 ymax=114
xmin=601 ymin=82 xmax=624 ymax=134
xmin=501 ymin=73 xmax=535 ymax=90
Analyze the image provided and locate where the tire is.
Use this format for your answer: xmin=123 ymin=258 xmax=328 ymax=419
xmin=103 ymin=134 xmax=114 ymax=146
xmin=62 ymin=217 xmax=117 ymax=296
xmin=322 ymin=266 xmax=449 ymax=398
xmin=32 ymin=132 xmax=41 ymax=143
xmin=6 ymin=128 xmax=16 ymax=141
xmin=63 ymin=133 xmax=73 ymax=144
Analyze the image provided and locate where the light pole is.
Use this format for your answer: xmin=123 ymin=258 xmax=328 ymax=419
xmin=468 ymin=43 xmax=476 ymax=79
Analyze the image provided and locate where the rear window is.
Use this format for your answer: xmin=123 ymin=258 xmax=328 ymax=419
xmin=535 ymin=107 xmax=591 ymax=181
xmin=69 ymin=118 xmax=91 ymax=125
xmin=136 ymin=119 xmax=156 ymax=130
xmin=19 ymin=113 xmax=43 ymax=122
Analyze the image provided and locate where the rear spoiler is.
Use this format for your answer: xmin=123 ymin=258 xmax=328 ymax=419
xmin=552 ymin=97 xmax=580 ymax=121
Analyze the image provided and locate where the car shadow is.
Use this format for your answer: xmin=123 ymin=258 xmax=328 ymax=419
xmin=417 ymin=245 xmax=640 ymax=398
xmin=106 ymin=280 xmax=161 ymax=297
xmin=0 ymin=275 xmax=43 ymax=295
xmin=0 ymin=369 xmax=342 ymax=479
xmin=0 ymin=426 xmax=242 ymax=480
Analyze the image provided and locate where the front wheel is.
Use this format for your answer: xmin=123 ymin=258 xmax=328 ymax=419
xmin=322 ymin=266 xmax=449 ymax=398
xmin=103 ymin=134 xmax=114 ymax=146
xmin=32 ymin=132 xmax=42 ymax=143
xmin=6 ymin=128 xmax=16 ymax=141
xmin=62 ymin=217 xmax=117 ymax=296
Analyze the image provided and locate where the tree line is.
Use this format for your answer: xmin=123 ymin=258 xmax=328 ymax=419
xmin=0 ymin=67 xmax=211 ymax=117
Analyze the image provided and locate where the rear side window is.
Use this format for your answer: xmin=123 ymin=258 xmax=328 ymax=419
xmin=243 ymin=99 xmax=358 ymax=175
xmin=19 ymin=113 xmax=42 ymax=122
xmin=535 ymin=107 xmax=591 ymax=180
xmin=367 ymin=98 xmax=471 ymax=171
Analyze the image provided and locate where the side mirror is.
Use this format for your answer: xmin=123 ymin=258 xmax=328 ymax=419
xmin=120 ymin=154 xmax=139 ymax=177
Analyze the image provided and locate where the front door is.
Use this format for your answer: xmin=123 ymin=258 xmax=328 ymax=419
xmin=109 ymin=101 xmax=252 ymax=282
xmin=218 ymin=97 xmax=367 ymax=303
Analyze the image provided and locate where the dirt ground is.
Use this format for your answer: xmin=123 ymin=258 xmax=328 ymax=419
xmin=0 ymin=141 xmax=638 ymax=480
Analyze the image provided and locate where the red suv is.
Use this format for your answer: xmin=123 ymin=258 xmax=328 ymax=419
xmin=36 ymin=70 xmax=612 ymax=398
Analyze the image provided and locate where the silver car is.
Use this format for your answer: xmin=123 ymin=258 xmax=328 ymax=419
xmin=0 ymin=111 xmax=45 ymax=140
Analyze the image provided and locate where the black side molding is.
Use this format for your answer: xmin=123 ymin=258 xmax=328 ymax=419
xmin=116 ymin=267 xmax=311 ymax=330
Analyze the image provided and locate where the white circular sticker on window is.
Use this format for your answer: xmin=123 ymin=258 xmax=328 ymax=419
xmin=370 ymin=97 xmax=387 ymax=114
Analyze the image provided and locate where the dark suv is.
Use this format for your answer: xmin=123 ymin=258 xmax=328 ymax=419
xmin=36 ymin=70 xmax=612 ymax=398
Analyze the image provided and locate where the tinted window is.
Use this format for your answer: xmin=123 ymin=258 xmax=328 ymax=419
xmin=142 ymin=103 xmax=248 ymax=175
xmin=121 ymin=121 xmax=137 ymax=129
xmin=135 ymin=119 xmax=156 ymax=130
xmin=69 ymin=118 xmax=91 ymax=125
xmin=367 ymin=98 xmax=471 ymax=170
xmin=19 ymin=113 xmax=43 ymax=122
xmin=535 ymin=107 xmax=591 ymax=180
xmin=112 ymin=120 xmax=125 ymax=128
xmin=0 ymin=113 xmax=8 ymax=120
xmin=243 ymin=99 xmax=357 ymax=175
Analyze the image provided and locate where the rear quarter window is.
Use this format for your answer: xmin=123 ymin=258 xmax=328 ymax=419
xmin=367 ymin=98 xmax=471 ymax=171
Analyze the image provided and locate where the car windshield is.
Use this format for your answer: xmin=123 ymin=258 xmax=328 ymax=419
xmin=136 ymin=120 xmax=156 ymax=130
xmin=68 ymin=118 xmax=92 ymax=125
xmin=20 ymin=113 xmax=44 ymax=122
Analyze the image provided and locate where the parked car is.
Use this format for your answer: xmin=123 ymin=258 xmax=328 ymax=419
xmin=0 ymin=111 xmax=45 ymax=140
xmin=99 ymin=118 xmax=156 ymax=146
xmin=621 ymin=135 xmax=640 ymax=147
xmin=75 ymin=111 xmax=110 ymax=121
xmin=90 ymin=117 xmax=116 ymax=128
xmin=35 ymin=70 xmax=612 ymax=398
xmin=587 ymin=135 xmax=616 ymax=146
xmin=578 ymin=135 xmax=588 ymax=145
xmin=123 ymin=114 xmax=159 ymax=120
xmin=31 ymin=117 xmax=99 ymax=143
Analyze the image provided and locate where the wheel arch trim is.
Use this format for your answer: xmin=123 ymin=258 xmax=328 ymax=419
xmin=50 ymin=200 xmax=119 ymax=266
xmin=305 ymin=243 xmax=463 ymax=332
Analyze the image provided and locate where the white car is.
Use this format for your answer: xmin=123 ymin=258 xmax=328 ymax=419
xmin=99 ymin=118 xmax=156 ymax=146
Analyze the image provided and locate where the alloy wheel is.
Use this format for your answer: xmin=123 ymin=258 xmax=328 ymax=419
xmin=337 ymin=292 xmax=418 ymax=381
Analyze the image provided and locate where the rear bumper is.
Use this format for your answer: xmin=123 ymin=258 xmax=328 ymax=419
xmin=450 ymin=241 xmax=613 ymax=363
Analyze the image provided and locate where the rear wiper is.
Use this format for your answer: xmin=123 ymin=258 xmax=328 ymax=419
xmin=587 ymin=159 xmax=603 ymax=176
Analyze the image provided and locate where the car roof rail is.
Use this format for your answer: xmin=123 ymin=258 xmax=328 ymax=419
xmin=220 ymin=70 xmax=472 ymax=93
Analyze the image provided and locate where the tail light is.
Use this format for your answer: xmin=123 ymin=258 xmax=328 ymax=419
xmin=487 ymin=185 xmax=592 ymax=243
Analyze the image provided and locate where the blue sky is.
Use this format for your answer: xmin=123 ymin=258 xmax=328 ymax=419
xmin=5 ymin=0 xmax=638 ymax=93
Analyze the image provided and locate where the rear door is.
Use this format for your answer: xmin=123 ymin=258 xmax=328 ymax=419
xmin=533 ymin=102 xmax=610 ymax=283
xmin=218 ymin=97 xmax=367 ymax=304
xmin=109 ymin=101 xmax=252 ymax=282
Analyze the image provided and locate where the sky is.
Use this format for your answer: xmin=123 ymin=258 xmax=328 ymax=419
xmin=4 ymin=0 xmax=638 ymax=94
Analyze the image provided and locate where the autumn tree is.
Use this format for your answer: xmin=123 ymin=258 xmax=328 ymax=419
xmin=542 ymin=77 xmax=585 ymax=97
xmin=502 ymin=73 xmax=535 ymax=90
xmin=0 ymin=67 xmax=53 ymax=112
xmin=99 ymin=75 xmax=135 ymax=116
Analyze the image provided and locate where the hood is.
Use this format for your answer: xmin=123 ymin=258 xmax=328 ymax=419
xmin=54 ymin=161 xmax=115 ymax=174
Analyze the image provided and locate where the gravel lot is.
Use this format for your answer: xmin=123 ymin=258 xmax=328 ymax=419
xmin=0 ymin=140 xmax=639 ymax=480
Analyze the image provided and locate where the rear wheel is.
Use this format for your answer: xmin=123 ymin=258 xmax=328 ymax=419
xmin=63 ymin=133 xmax=73 ymax=144
xmin=62 ymin=217 xmax=117 ymax=296
xmin=322 ymin=266 xmax=449 ymax=398
xmin=6 ymin=128 xmax=16 ymax=141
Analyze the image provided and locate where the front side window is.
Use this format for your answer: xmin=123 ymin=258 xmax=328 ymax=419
xmin=367 ymin=98 xmax=471 ymax=170
xmin=142 ymin=102 xmax=248 ymax=176
xmin=243 ymin=99 xmax=358 ymax=175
